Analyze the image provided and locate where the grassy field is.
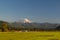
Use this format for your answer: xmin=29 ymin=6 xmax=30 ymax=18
xmin=0 ymin=31 xmax=60 ymax=40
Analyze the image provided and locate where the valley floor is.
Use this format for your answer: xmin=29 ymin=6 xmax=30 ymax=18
xmin=0 ymin=31 xmax=60 ymax=40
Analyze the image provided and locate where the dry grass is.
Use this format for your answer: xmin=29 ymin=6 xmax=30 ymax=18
xmin=0 ymin=31 xmax=60 ymax=40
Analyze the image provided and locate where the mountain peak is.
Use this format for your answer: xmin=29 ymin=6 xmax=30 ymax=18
xmin=24 ymin=18 xmax=31 ymax=23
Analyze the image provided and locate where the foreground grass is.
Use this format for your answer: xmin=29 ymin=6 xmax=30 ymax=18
xmin=0 ymin=31 xmax=60 ymax=40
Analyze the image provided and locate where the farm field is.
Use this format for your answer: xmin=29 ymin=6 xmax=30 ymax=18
xmin=0 ymin=31 xmax=60 ymax=40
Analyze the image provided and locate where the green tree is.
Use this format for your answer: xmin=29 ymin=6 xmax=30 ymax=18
xmin=1 ymin=22 xmax=9 ymax=32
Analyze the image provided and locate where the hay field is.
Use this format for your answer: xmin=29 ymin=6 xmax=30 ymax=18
xmin=0 ymin=32 xmax=60 ymax=40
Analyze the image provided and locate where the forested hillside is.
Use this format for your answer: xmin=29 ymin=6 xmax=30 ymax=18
xmin=0 ymin=21 xmax=60 ymax=32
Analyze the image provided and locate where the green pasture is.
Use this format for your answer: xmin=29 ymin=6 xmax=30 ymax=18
xmin=0 ymin=32 xmax=60 ymax=40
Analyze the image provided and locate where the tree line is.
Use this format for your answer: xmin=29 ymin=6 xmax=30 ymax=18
xmin=0 ymin=21 xmax=60 ymax=32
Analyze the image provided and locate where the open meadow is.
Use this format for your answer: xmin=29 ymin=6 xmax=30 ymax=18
xmin=0 ymin=31 xmax=60 ymax=40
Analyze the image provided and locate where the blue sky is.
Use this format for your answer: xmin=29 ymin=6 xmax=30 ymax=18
xmin=0 ymin=0 xmax=60 ymax=23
